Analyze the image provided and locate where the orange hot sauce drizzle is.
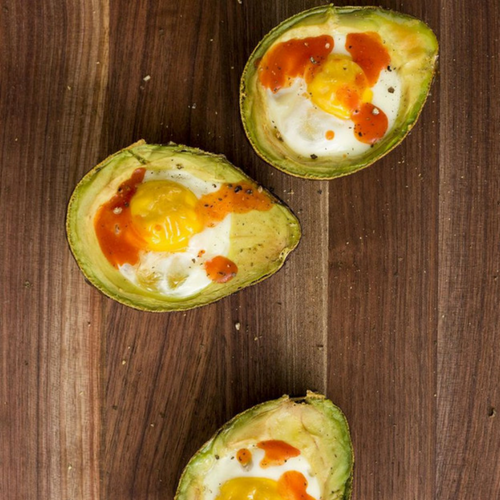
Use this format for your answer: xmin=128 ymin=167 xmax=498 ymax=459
xmin=200 ymin=182 xmax=272 ymax=284
xmin=236 ymin=448 xmax=252 ymax=466
xmin=205 ymin=256 xmax=238 ymax=283
xmin=277 ymin=471 xmax=316 ymax=500
xmin=352 ymin=102 xmax=389 ymax=145
xmin=258 ymin=35 xmax=334 ymax=93
xmin=197 ymin=181 xmax=273 ymax=227
xmin=257 ymin=440 xmax=301 ymax=467
xmin=94 ymin=168 xmax=146 ymax=267
xmin=346 ymin=32 xmax=391 ymax=87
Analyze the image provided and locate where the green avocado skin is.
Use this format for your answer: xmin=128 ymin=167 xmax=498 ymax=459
xmin=240 ymin=5 xmax=439 ymax=180
xmin=175 ymin=392 xmax=354 ymax=500
xmin=66 ymin=141 xmax=301 ymax=312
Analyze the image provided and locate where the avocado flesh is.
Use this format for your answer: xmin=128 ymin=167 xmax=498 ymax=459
xmin=240 ymin=5 xmax=438 ymax=179
xmin=175 ymin=392 xmax=354 ymax=500
xmin=66 ymin=141 xmax=301 ymax=312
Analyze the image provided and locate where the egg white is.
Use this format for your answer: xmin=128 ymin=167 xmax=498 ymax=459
xmin=143 ymin=168 xmax=222 ymax=197
xmin=117 ymin=169 xmax=232 ymax=299
xmin=202 ymin=446 xmax=321 ymax=500
xmin=264 ymin=32 xmax=403 ymax=158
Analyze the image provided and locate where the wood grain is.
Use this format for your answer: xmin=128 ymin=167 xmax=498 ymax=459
xmin=0 ymin=1 xmax=108 ymax=498
xmin=1 ymin=0 xmax=499 ymax=499
xmin=437 ymin=1 xmax=500 ymax=497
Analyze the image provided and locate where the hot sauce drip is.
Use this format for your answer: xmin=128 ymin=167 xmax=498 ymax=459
xmin=277 ymin=471 xmax=316 ymax=500
xmin=197 ymin=182 xmax=273 ymax=227
xmin=352 ymin=102 xmax=388 ymax=144
xmin=345 ymin=32 xmax=391 ymax=87
xmin=257 ymin=440 xmax=301 ymax=467
xmin=94 ymin=168 xmax=146 ymax=267
xmin=205 ymin=256 xmax=238 ymax=283
xmin=258 ymin=35 xmax=334 ymax=93
xmin=236 ymin=448 xmax=252 ymax=466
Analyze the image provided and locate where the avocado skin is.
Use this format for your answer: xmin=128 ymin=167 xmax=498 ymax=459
xmin=66 ymin=141 xmax=301 ymax=312
xmin=175 ymin=392 xmax=354 ymax=500
xmin=240 ymin=5 xmax=439 ymax=180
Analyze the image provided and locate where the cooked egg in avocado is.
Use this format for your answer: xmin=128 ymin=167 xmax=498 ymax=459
xmin=175 ymin=393 xmax=354 ymax=500
xmin=66 ymin=141 xmax=301 ymax=311
xmin=240 ymin=5 xmax=438 ymax=179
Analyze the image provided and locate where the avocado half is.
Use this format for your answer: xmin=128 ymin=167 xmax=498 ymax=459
xmin=66 ymin=141 xmax=301 ymax=312
xmin=240 ymin=5 xmax=439 ymax=179
xmin=176 ymin=392 xmax=354 ymax=500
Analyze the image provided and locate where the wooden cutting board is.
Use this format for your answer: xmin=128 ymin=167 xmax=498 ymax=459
xmin=1 ymin=0 xmax=499 ymax=498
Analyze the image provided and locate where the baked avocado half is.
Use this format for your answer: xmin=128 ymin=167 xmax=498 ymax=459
xmin=240 ymin=5 xmax=438 ymax=179
xmin=176 ymin=392 xmax=354 ymax=500
xmin=66 ymin=141 xmax=301 ymax=312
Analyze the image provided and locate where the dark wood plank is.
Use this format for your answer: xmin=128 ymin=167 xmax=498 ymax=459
xmin=327 ymin=1 xmax=441 ymax=498
xmin=437 ymin=1 xmax=500 ymax=497
xmin=102 ymin=1 xmax=329 ymax=498
xmin=0 ymin=1 xmax=108 ymax=498
xmin=327 ymin=23 xmax=440 ymax=500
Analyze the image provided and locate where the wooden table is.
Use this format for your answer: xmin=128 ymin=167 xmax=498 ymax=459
xmin=1 ymin=0 xmax=499 ymax=498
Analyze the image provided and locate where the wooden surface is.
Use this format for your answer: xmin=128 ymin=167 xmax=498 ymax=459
xmin=1 ymin=0 xmax=499 ymax=498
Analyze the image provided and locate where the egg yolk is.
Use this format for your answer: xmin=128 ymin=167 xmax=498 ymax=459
xmin=216 ymin=477 xmax=281 ymax=500
xmin=129 ymin=180 xmax=203 ymax=252
xmin=307 ymin=55 xmax=373 ymax=120
xmin=215 ymin=472 xmax=315 ymax=500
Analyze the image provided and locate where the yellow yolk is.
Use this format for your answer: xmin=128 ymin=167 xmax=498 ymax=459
xmin=129 ymin=180 xmax=203 ymax=252
xmin=215 ymin=472 xmax=316 ymax=500
xmin=216 ymin=477 xmax=281 ymax=500
xmin=307 ymin=54 xmax=373 ymax=120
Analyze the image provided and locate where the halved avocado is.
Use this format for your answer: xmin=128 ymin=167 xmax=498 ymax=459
xmin=240 ymin=5 xmax=438 ymax=179
xmin=66 ymin=141 xmax=301 ymax=312
xmin=176 ymin=392 xmax=354 ymax=500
